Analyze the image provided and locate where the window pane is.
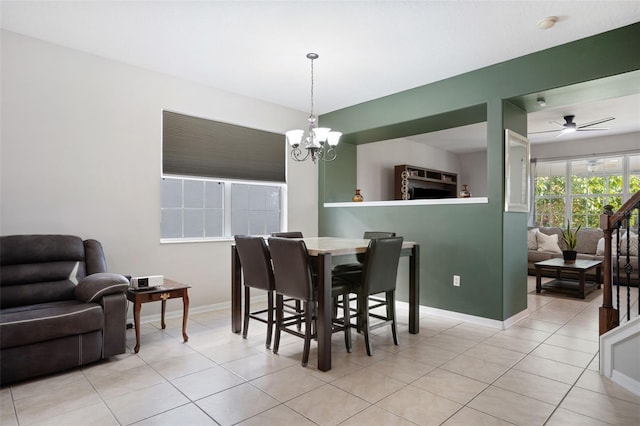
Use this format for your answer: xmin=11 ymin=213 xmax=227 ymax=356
xmin=535 ymin=198 xmax=565 ymax=227
xmin=249 ymin=185 xmax=266 ymax=210
xmin=265 ymin=186 xmax=280 ymax=211
xmin=231 ymin=209 xmax=248 ymax=236
xmin=231 ymin=184 xmax=249 ymax=210
xmin=161 ymin=209 xmax=182 ymax=238
xmin=205 ymin=209 xmax=223 ymax=237
xmin=184 ymin=180 xmax=204 ymax=208
xmin=205 ymin=181 xmax=224 ymax=209
xmin=161 ymin=179 xmax=182 ymax=208
xmin=183 ymin=209 xmax=204 ymax=237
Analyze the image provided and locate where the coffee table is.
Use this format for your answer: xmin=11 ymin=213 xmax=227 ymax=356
xmin=126 ymin=279 xmax=191 ymax=353
xmin=534 ymin=258 xmax=602 ymax=299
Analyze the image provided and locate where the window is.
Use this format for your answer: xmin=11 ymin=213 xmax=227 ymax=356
xmin=533 ymin=153 xmax=640 ymax=228
xmin=161 ymin=176 xmax=283 ymax=240
xmin=161 ymin=111 xmax=286 ymax=241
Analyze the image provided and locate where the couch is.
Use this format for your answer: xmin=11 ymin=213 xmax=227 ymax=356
xmin=0 ymin=234 xmax=130 ymax=385
xmin=527 ymin=227 xmax=639 ymax=285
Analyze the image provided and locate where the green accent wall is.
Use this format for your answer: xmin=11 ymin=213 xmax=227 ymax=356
xmin=317 ymin=23 xmax=640 ymax=322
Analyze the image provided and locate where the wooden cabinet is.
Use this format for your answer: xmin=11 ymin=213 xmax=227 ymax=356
xmin=394 ymin=165 xmax=458 ymax=200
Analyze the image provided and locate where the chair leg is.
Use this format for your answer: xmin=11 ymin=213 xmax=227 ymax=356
xmin=273 ymin=295 xmax=283 ymax=354
xmin=265 ymin=291 xmax=273 ymax=349
xmin=302 ymin=301 xmax=312 ymax=367
xmin=242 ymin=286 xmax=250 ymax=339
xmin=296 ymin=300 xmax=302 ymax=331
xmin=360 ymin=294 xmax=373 ymax=356
xmin=342 ymin=293 xmax=352 ymax=352
xmin=388 ymin=290 xmax=399 ymax=346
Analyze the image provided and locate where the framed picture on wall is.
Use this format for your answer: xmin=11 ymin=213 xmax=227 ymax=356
xmin=504 ymin=129 xmax=530 ymax=212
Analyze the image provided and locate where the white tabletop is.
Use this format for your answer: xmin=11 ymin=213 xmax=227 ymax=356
xmin=299 ymin=237 xmax=416 ymax=256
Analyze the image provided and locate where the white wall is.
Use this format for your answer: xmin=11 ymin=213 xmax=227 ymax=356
xmin=0 ymin=30 xmax=317 ymax=315
xmin=458 ymin=150 xmax=488 ymax=197
xmin=356 ymin=138 xmax=461 ymax=201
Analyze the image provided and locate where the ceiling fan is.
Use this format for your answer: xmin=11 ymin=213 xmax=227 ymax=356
xmin=530 ymin=115 xmax=615 ymax=137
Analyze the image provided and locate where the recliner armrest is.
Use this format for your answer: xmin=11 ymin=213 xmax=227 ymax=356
xmin=75 ymin=273 xmax=129 ymax=303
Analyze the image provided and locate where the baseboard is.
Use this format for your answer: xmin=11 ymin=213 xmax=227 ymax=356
xmin=135 ymin=297 xmax=528 ymax=331
xmin=398 ymin=301 xmax=528 ymax=330
xmin=611 ymin=370 xmax=640 ymax=396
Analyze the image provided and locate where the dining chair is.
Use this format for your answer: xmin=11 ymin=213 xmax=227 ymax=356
xmin=332 ymin=232 xmax=397 ymax=323
xmin=270 ymin=231 xmax=304 ymax=329
xmin=343 ymin=236 xmax=404 ymax=356
xmin=333 ymin=231 xmax=397 ymax=276
xmin=234 ymin=235 xmax=275 ymax=348
xmin=268 ymin=237 xmax=352 ymax=366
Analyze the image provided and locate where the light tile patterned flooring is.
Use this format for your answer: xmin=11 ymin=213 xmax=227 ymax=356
xmin=2 ymin=277 xmax=639 ymax=426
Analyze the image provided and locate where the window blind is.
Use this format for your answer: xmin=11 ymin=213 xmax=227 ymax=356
xmin=163 ymin=111 xmax=285 ymax=182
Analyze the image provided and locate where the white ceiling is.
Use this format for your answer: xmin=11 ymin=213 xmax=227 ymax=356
xmin=2 ymin=1 xmax=639 ymax=148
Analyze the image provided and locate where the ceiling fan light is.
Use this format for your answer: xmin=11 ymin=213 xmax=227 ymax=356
xmin=538 ymin=16 xmax=558 ymax=30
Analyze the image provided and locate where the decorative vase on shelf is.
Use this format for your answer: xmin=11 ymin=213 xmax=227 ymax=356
xmin=352 ymin=189 xmax=364 ymax=202
xmin=459 ymin=184 xmax=471 ymax=198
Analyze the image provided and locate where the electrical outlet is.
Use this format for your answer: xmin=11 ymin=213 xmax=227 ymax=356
xmin=453 ymin=275 xmax=461 ymax=287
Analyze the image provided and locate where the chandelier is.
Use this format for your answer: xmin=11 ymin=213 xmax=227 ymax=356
xmin=286 ymin=53 xmax=341 ymax=163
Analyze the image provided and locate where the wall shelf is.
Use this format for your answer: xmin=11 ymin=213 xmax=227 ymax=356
xmin=394 ymin=164 xmax=458 ymax=200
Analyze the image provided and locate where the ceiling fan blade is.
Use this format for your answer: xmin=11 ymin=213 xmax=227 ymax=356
xmin=550 ymin=121 xmax=566 ymax=128
xmin=529 ymin=129 xmax=561 ymax=134
xmin=578 ymin=117 xmax=615 ymax=129
xmin=576 ymin=127 xmax=610 ymax=131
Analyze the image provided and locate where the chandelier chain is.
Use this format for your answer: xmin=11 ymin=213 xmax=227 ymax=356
xmin=309 ymin=56 xmax=315 ymax=120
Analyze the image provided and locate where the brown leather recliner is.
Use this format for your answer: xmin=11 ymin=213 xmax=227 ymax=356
xmin=0 ymin=234 xmax=129 ymax=385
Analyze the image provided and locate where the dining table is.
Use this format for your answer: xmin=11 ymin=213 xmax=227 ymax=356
xmin=231 ymin=237 xmax=420 ymax=371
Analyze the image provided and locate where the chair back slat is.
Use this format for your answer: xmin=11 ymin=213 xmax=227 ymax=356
xmin=234 ymin=236 xmax=274 ymax=292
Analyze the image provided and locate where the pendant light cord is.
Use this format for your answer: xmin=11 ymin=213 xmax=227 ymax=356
xmin=309 ymin=56 xmax=315 ymax=120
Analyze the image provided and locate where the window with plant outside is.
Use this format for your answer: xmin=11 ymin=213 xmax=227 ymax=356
xmin=534 ymin=153 xmax=640 ymax=229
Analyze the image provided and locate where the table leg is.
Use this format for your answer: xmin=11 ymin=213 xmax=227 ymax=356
xmin=536 ymin=267 xmax=542 ymax=293
xmin=161 ymin=299 xmax=166 ymax=329
xmin=596 ymin=265 xmax=602 ymax=289
xmin=579 ymin=271 xmax=586 ymax=299
xmin=231 ymin=245 xmax=242 ymax=333
xmin=317 ymin=253 xmax=332 ymax=372
xmin=133 ymin=301 xmax=141 ymax=354
xmin=182 ymin=289 xmax=189 ymax=342
xmin=409 ymin=244 xmax=420 ymax=334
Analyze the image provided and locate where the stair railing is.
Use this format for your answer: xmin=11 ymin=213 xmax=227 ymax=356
xmin=599 ymin=190 xmax=640 ymax=335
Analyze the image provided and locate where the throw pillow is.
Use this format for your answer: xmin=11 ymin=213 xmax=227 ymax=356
xmin=620 ymin=232 xmax=638 ymax=256
xmin=536 ymin=232 xmax=562 ymax=254
xmin=596 ymin=234 xmax=619 ymax=256
xmin=527 ymin=228 xmax=538 ymax=250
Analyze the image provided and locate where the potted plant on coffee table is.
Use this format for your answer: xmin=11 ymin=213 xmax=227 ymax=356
xmin=560 ymin=221 xmax=582 ymax=264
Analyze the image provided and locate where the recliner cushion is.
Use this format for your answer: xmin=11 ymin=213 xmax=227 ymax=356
xmin=0 ymin=300 xmax=104 ymax=348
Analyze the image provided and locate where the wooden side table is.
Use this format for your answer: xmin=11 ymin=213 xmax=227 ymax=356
xmin=126 ymin=279 xmax=191 ymax=353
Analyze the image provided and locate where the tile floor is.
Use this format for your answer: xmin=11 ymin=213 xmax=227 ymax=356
xmin=1 ymin=277 xmax=639 ymax=426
